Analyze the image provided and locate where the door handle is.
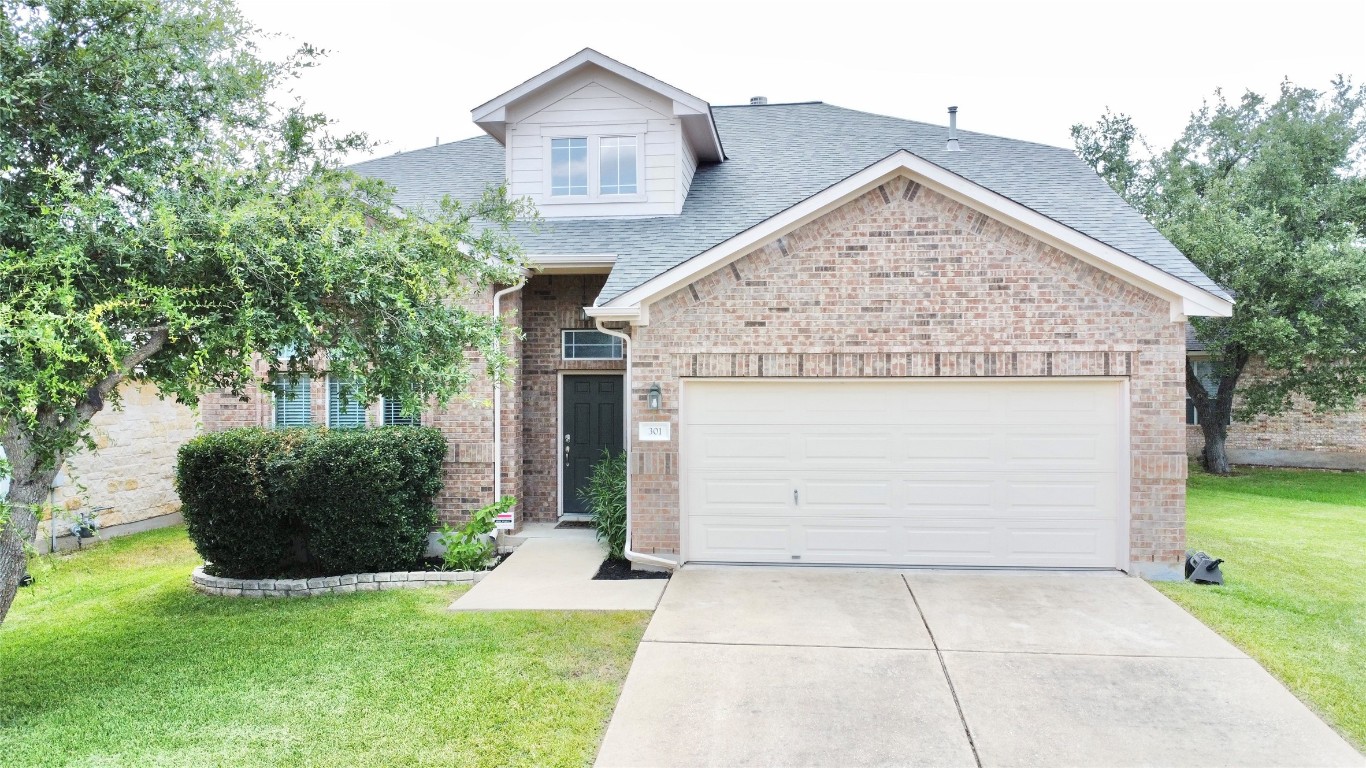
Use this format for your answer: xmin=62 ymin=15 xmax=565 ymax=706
xmin=564 ymin=434 xmax=571 ymax=467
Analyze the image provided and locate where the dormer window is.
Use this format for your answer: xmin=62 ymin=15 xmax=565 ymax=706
xmin=550 ymin=137 xmax=588 ymax=196
xmin=543 ymin=132 xmax=644 ymax=203
xmin=599 ymin=137 xmax=637 ymax=195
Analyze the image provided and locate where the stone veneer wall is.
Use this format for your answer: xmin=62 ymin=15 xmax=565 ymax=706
xmin=43 ymin=382 xmax=199 ymax=540
xmin=627 ymin=176 xmax=1189 ymax=574
xmin=1185 ymin=359 xmax=1366 ymax=470
xmin=519 ymin=273 xmax=626 ymax=521
xmin=191 ymin=565 xmax=487 ymax=598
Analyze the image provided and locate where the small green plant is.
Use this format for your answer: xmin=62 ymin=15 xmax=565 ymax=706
xmin=581 ymin=451 xmax=627 ymax=560
xmin=439 ymin=496 xmax=514 ymax=572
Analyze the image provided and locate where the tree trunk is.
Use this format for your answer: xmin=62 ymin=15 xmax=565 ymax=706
xmin=1186 ymin=349 xmax=1246 ymax=477
xmin=1200 ymin=420 xmax=1232 ymax=475
xmin=0 ymin=428 xmax=62 ymax=624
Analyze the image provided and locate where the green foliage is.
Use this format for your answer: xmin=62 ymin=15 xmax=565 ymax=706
xmin=0 ymin=0 xmax=532 ymax=623
xmin=1073 ymin=79 xmax=1366 ymax=470
xmin=581 ymin=451 xmax=627 ymax=560
xmin=438 ymin=497 xmax=513 ymax=572
xmin=175 ymin=427 xmax=446 ymax=578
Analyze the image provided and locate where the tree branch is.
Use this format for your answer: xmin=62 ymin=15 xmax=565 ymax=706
xmin=59 ymin=327 xmax=170 ymax=431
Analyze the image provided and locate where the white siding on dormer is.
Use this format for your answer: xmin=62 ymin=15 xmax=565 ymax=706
xmin=505 ymin=67 xmax=687 ymax=218
xmin=679 ymin=137 xmax=698 ymax=204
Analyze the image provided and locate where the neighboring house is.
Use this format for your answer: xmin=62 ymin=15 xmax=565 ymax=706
xmin=33 ymin=383 xmax=198 ymax=551
xmin=200 ymin=49 xmax=1233 ymax=579
xmin=1185 ymin=329 xmax=1366 ymax=470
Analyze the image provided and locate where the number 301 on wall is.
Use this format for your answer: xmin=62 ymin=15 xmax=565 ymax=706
xmin=638 ymin=422 xmax=671 ymax=441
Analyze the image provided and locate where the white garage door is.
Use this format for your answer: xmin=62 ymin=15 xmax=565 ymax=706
xmin=682 ymin=379 xmax=1127 ymax=569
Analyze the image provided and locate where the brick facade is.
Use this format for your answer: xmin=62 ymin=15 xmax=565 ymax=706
xmin=1186 ymin=359 xmax=1366 ymax=470
xmin=627 ymin=177 xmax=1189 ymax=574
xmin=198 ymin=274 xmax=624 ymax=528
xmin=519 ymin=274 xmax=625 ymax=521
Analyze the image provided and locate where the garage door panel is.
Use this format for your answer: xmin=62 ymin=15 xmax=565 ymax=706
xmin=682 ymin=380 xmax=1125 ymax=569
xmin=798 ymin=479 xmax=894 ymax=510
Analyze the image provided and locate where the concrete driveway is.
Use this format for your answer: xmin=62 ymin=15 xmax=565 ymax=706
xmin=596 ymin=568 xmax=1363 ymax=768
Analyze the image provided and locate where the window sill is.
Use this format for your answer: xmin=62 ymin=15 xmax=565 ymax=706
xmin=542 ymin=193 xmax=647 ymax=205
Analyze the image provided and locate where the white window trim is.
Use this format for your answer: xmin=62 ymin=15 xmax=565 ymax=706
xmin=541 ymin=127 xmax=646 ymax=205
xmin=562 ymin=329 xmax=625 ymax=361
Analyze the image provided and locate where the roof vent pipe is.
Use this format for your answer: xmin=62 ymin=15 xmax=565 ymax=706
xmin=750 ymin=96 xmax=768 ymax=105
xmin=946 ymin=106 xmax=961 ymax=152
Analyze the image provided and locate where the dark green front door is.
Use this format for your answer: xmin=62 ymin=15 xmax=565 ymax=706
xmin=563 ymin=375 xmax=624 ymax=515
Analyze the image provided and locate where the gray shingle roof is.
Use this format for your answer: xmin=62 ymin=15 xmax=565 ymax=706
xmin=350 ymin=102 xmax=1229 ymax=305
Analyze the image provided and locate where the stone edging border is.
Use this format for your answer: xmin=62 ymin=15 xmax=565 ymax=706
xmin=191 ymin=565 xmax=489 ymax=598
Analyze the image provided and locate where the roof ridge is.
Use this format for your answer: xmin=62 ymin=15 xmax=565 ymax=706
xmin=808 ymin=101 xmax=1077 ymax=153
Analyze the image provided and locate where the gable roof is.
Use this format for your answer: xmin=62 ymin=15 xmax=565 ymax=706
xmin=470 ymin=48 xmax=724 ymax=163
xmin=350 ymin=101 xmax=1231 ymax=309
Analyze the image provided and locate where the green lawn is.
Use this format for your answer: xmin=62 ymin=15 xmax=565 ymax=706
xmin=0 ymin=526 xmax=650 ymax=767
xmin=1156 ymin=466 xmax=1366 ymax=750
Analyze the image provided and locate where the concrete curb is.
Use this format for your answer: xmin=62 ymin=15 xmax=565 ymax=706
xmin=191 ymin=565 xmax=489 ymax=598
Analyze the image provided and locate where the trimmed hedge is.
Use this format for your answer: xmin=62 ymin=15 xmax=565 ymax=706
xmin=176 ymin=427 xmax=446 ymax=579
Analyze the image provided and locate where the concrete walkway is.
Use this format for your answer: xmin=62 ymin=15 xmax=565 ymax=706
xmin=448 ymin=528 xmax=666 ymax=611
xmin=596 ymin=568 xmax=1364 ymax=768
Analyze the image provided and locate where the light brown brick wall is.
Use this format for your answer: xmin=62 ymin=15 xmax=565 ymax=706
xmin=629 ymin=177 xmax=1188 ymax=573
xmin=519 ymin=274 xmax=625 ymax=521
xmin=1185 ymin=359 xmax=1366 ymax=469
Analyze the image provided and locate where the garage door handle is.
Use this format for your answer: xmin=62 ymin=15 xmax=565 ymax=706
xmin=793 ymin=489 xmax=798 ymax=505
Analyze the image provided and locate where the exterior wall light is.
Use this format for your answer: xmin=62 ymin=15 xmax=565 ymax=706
xmin=647 ymin=384 xmax=662 ymax=410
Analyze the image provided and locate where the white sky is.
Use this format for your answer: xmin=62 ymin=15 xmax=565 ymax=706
xmin=236 ymin=0 xmax=1365 ymax=162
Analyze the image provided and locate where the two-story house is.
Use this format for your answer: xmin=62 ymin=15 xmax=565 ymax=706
xmin=203 ymin=49 xmax=1233 ymax=579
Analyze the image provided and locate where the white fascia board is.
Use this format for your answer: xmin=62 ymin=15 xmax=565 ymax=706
xmin=583 ymin=304 xmax=646 ymax=324
xmin=472 ymin=49 xmax=711 ymax=124
xmin=602 ymin=150 xmax=1234 ymax=320
xmin=528 ymin=253 xmax=618 ymax=274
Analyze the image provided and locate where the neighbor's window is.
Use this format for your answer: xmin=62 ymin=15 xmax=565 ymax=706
xmin=599 ymin=136 xmax=638 ymax=195
xmin=550 ymin=137 xmax=588 ymax=196
xmin=272 ymin=374 xmax=312 ymax=427
xmin=562 ymin=329 xmax=623 ymax=360
xmin=328 ymin=377 xmax=367 ymax=429
xmin=382 ymin=396 xmax=419 ymax=427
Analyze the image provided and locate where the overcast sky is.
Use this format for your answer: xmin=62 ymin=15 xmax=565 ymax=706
xmin=235 ymin=0 xmax=1365 ymax=162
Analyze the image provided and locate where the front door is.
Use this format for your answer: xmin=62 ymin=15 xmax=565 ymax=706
xmin=562 ymin=375 xmax=625 ymax=515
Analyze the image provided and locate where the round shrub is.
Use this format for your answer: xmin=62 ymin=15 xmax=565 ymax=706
xmin=176 ymin=427 xmax=446 ymax=578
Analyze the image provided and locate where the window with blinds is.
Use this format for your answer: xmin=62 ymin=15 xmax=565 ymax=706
xmin=272 ymin=374 xmax=312 ymax=427
xmin=382 ymin=397 xmax=419 ymax=426
xmin=328 ymin=377 xmax=367 ymax=429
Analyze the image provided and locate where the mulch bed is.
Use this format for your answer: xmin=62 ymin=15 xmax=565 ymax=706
xmin=593 ymin=558 xmax=671 ymax=581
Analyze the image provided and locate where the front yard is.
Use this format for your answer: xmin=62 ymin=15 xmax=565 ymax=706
xmin=1157 ymin=466 xmax=1366 ymax=750
xmin=0 ymin=526 xmax=649 ymax=767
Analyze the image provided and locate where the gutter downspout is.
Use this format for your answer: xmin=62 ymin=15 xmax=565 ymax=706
xmin=594 ymin=318 xmax=678 ymax=571
xmin=492 ymin=278 xmax=527 ymax=505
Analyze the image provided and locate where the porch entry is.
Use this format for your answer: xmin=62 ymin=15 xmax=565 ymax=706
xmin=562 ymin=374 xmax=625 ymax=515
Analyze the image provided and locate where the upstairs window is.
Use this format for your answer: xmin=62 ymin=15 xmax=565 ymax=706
xmin=599 ymin=136 xmax=638 ymax=195
xmin=272 ymin=374 xmax=312 ymax=428
xmin=550 ymin=137 xmax=588 ymax=196
xmin=328 ymin=377 xmax=367 ymax=429
xmin=562 ymin=329 xmax=624 ymax=360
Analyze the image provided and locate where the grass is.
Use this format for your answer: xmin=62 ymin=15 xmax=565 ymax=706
xmin=0 ymin=526 xmax=650 ymax=767
xmin=1155 ymin=466 xmax=1366 ymax=750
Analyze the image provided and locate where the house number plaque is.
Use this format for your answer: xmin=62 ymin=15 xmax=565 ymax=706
xmin=638 ymin=422 xmax=671 ymax=441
